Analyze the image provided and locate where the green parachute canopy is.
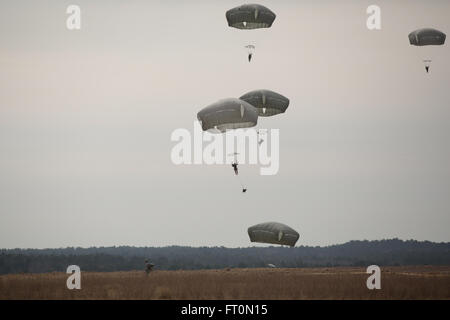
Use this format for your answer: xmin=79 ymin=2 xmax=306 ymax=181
xmin=197 ymin=98 xmax=258 ymax=133
xmin=408 ymin=28 xmax=446 ymax=46
xmin=240 ymin=89 xmax=289 ymax=117
xmin=248 ymin=222 xmax=300 ymax=247
xmin=226 ymin=4 xmax=276 ymax=30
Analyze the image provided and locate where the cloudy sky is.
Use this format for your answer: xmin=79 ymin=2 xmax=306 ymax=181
xmin=0 ymin=0 xmax=449 ymax=248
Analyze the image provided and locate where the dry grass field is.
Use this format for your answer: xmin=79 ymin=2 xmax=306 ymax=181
xmin=1 ymin=266 xmax=449 ymax=300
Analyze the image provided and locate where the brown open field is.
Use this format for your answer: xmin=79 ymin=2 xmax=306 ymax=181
xmin=1 ymin=266 xmax=449 ymax=300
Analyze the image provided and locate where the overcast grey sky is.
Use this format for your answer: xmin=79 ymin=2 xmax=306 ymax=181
xmin=0 ymin=0 xmax=449 ymax=249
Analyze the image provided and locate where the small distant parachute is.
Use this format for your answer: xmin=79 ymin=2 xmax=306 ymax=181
xmin=408 ymin=28 xmax=446 ymax=73
xmin=245 ymin=44 xmax=255 ymax=62
xmin=248 ymin=222 xmax=299 ymax=247
xmin=197 ymin=98 xmax=258 ymax=133
xmin=226 ymin=4 xmax=276 ymax=30
xmin=408 ymin=28 xmax=446 ymax=46
xmin=197 ymin=99 xmax=258 ymax=192
xmin=240 ymin=89 xmax=289 ymax=117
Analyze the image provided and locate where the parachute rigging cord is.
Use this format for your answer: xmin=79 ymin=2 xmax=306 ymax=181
xmin=229 ymin=152 xmax=247 ymax=193
xmin=233 ymin=162 xmax=247 ymax=192
xmin=236 ymin=174 xmax=247 ymax=193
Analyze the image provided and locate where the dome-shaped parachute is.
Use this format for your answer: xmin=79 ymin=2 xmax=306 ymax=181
xmin=248 ymin=222 xmax=299 ymax=247
xmin=226 ymin=4 xmax=276 ymax=30
xmin=408 ymin=28 xmax=446 ymax=73
xmin=197 ymin=98 xmax=258 ymax=133
xmin=408 ymin=28 xmax=446 ymax=46
xmin=240 ymin=89 xmax=289 ymax=117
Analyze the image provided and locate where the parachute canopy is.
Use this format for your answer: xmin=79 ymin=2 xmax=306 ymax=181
xmin=197 ymin=98 xmax=258 ymax=133
xmin=408 ymin=28 xmax=446 ymax=46
xmin=248 ymin=222 xmax=299 ymax=247
xmin=240 ymin=89 xmax=289 ymax=117
xmin=226 ymin=4 xmax=276 ymax=30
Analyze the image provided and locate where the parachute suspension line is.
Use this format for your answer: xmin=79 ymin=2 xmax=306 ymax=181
xmin=229 ymin=152 xmax=246 ymax=192
xmin=236 ymin=174 xmax=247 ymax=193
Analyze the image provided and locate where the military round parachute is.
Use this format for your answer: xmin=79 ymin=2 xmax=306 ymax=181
xmin=408 ymin=28 xmax=446 ymax=46
xmin=197 ymin=98 xmax=258 ymax=133
xmin=408 ymin=28 xmax=446 ymax=73
xmin=248 ymin=222 xmax=299 ymax=247
xmin=240 ymin=89 xmax=289 ymax=117
xmin=226 ymin=4 xmax=276 ymax=30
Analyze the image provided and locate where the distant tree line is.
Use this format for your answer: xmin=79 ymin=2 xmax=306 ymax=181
xmin=0 ymin=239 xmax=449 ymax=274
